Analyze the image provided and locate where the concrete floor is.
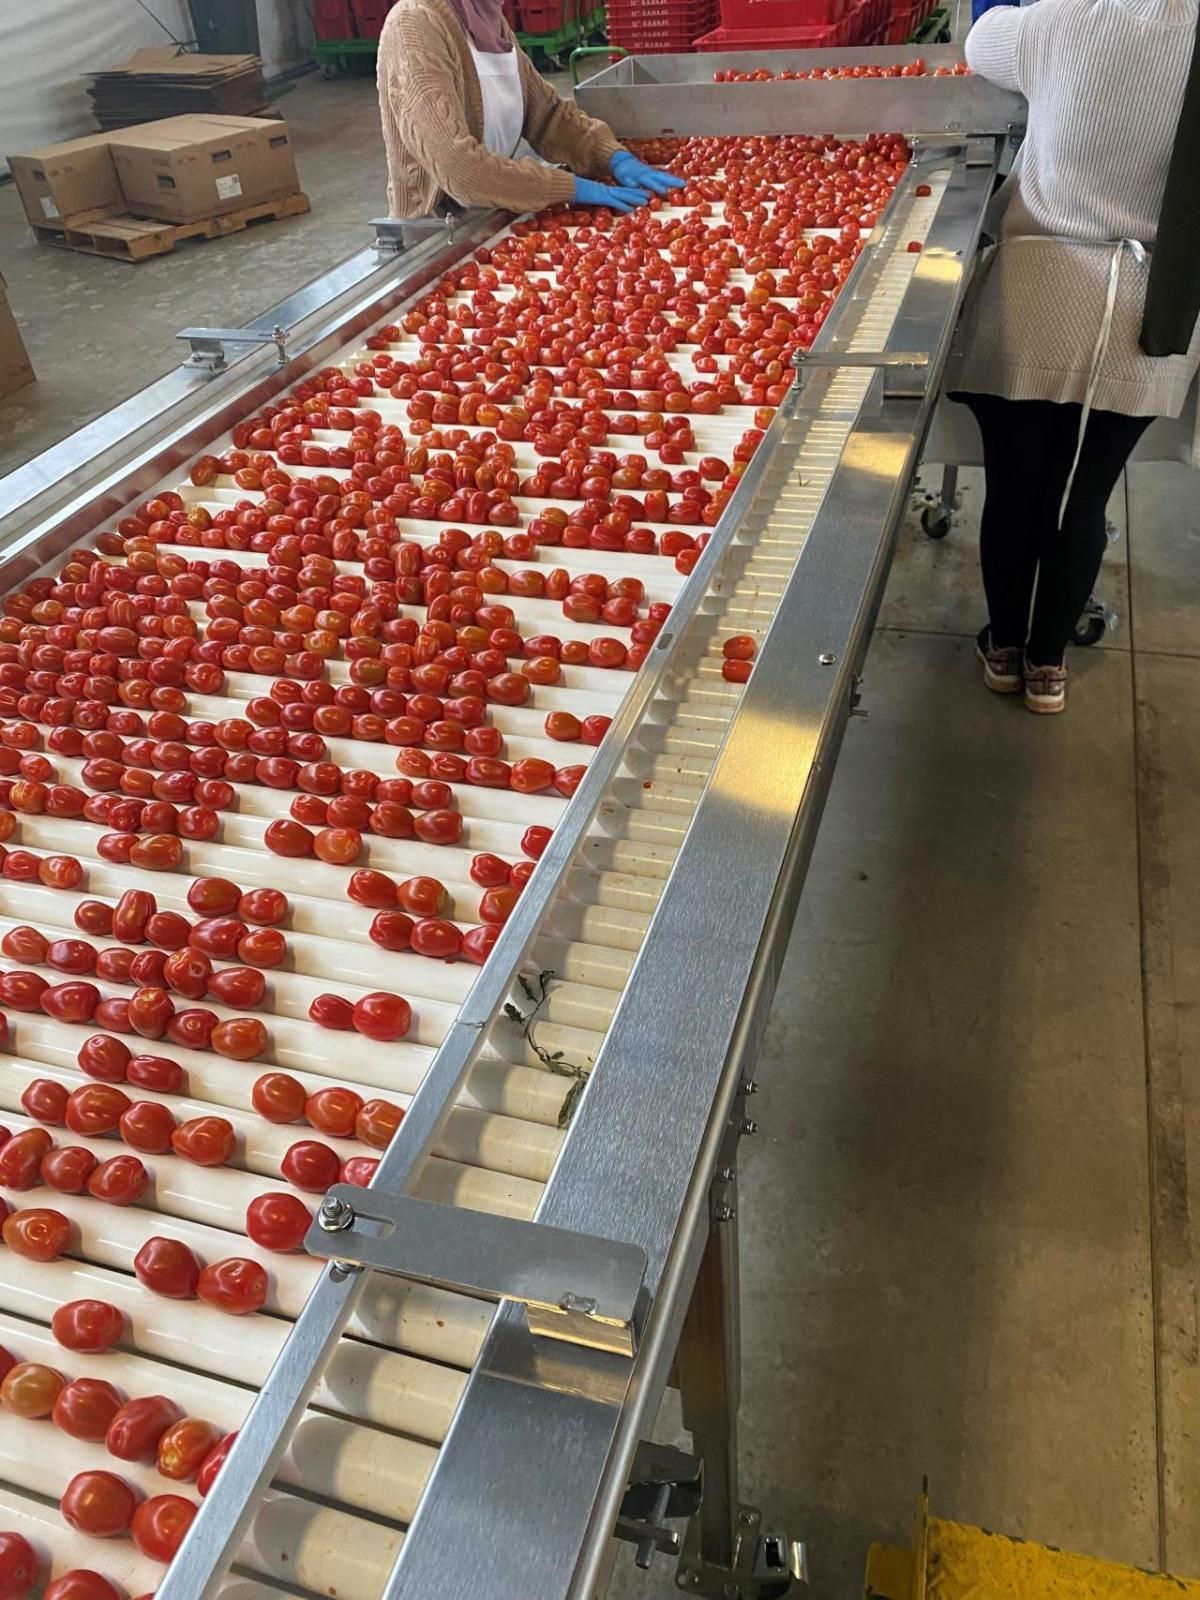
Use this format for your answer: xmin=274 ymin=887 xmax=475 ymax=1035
xmin=4 ymin=70 xmax=1200 ymax=1600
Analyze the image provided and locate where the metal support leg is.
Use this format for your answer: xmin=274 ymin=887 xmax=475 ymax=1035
xmin=919 ymin=462 xmax=957 ymax=539
xmin=677 ymin=1161 xmax=742 ymax=1575
xmin=672 ymin=1101 xmax=807 ymax=1598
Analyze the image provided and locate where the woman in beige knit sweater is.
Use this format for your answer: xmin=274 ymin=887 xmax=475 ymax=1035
xmin=947 ymin=0 xmax=1199 ymax=715
xmin=376 ymin=0 xmax=683 ymax=219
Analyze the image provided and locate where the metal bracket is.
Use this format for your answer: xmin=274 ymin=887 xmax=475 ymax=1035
xmin=176 ymin=324 xmax=287 ymax=374
xmin=372 ymin=212 xmax=471 ymax=255
xmin=677 ymin=1506 xmax=808 ymax=1599
xmin=615 ymin=1442 xmax=702 ymax=1569
xmin=305 ymin=1186 xmax=649 ymax=1356
xmin=792 ymin=349 xmax=931 ymax=400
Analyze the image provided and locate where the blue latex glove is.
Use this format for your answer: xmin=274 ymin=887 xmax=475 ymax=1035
xmin=610 ymin=149 xmax=686 ymax=196
xmin=573 ymin=174 xmax=651 ymax=213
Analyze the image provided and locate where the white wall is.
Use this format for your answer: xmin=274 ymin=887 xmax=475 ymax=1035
xmin=0 ymin=0 xmax=314 ymax=173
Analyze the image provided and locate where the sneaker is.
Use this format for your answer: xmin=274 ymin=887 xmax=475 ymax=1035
xmin=976 ymin=626 xmax=1023 ymax=694
xmin=1024 ymin=658 xmax=1067 ymax=715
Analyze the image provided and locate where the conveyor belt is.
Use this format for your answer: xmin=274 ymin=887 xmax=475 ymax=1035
xmin=0 ymin=117 xmax=994 ymax=1600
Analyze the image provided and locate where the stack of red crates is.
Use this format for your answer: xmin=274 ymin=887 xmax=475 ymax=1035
xmin=884 ymin=0 xmax=934 ymax=40
xmin=607 ymin=0 xmax=720 ymax=53
xmin=314 ymin=0 xmax=356 ymax=38
xmin=696 ymin=0 xmax=852 ymax=50
xmin=519 ymin=0 xmax=570 ymax=31
xmin=312 ymin=0 xmax=400 ymax=38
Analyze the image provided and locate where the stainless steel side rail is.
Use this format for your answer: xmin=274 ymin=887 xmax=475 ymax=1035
xmin=157 ymin=155 xmax=930 ymax=1600
xmin=386 ymin=144 xmax=1000 ymax=1600
xmin=0 ymin=212 xmax=508 ymax=578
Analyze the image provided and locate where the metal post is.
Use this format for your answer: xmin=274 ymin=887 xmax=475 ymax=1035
xmin=677 ymin=1150 xmax=742 ymax=1575
xmin=939 ymin=463 xmax=959 ymax=516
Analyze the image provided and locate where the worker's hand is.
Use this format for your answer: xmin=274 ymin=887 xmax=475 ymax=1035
xmin=610 ymin=149 xmax=687 ymax=197
xmin=572 ymin=174 xmax=651 ymax=213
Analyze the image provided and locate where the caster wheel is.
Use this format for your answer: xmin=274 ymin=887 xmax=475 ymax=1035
xmin=920 ymin=504 xmax=952 ymax=540
xmin=321 ymin=63 xmax=339 ymax=79
xmin=1071 ymin=614 xmax=1107 ymax=646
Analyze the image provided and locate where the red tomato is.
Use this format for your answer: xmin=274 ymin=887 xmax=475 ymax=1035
xmin=189 ymin=918 xmax=244 ymax=959
xmin=66 ymin=1084 xmax=131 ymax=1137
xmin=128 ymin=985 xmax=174 ymax=1040
xmin=52 ymin=1377 xmax=124 ymax=1441
xmin=521 ymin=825 xmax=552 ymax=860
xmin=60 ymin=1471 xmax=139 ymax=1538
xmin=44 ymin=1572 xmax=124 ymax=1600
xmin=355 ymin=1098 xmax=404 ymax=1150
xmin=171 ymin=1116 xmax=235 ymax=1167
xmin=187 ymin=877 xmax=240 ymax=915
xmin=544 ymin=712 xmax=581 ymax=741
xmin=207 ymin=966 xmax=265 ymax=1009
xmin=74 ymin=901 xmax=115 ymax=937
xmin=265 ymin=818 xmax=314 ymax=857
xmin=210 ymin=1017 xmax=268 ymax=1061
xmin=0 ymin=1533 xmax=36 ymax=1600
xmin=196 ymin=1257 xmax=267 ymax=1316
xmin=3 ymin=1207 xmax=72 ymax=1261
xmin=86 ymin=1154 xmax=148 ymax=1207
xmin=1 ymin=1360 xmax=65 ymax=1417
xmin=307 ymin=993 xmax=355 ymax=1030
xmin=470 ymin=852 xmax=510 ymax=888
xmin=133 ymin=1235 xmax=201 ymax=1299
xmin=722 ymin=634 xmax=756 ymax=661
xmin=722 ymin=659 xmax=751 ymax=684
xmin=281 ymin=1139 xmax=341 ymax=1193
xmin=77 ymin=1034 xmax=132 ymax=1083
xmin=157 ymin=1416 xmax=221 ymax=1481
xmin=20 ymin=1077 xmax=68 ymax=1125
xmin=352 ymin=991 xmax=412 ymax=1042
xmin=410 ymin=918 xmax=463 ymax=959
xmin=461 ymin=924 xmax=500 ymax=964
xmin=478 ymin=886 xmax=519 ymax=926
xmin=196 ymin=1430 xmax=237 ymax=1497
xmin=396 ymin=876 xmax=448 ymax=917
xmin=131 ymin=1494 xmax=196 ymax=1563
xmin=0 ymin=1126 xmax=51 ymax=1190
xmin=239 ymin=887 xmax=288 ymax=925
xmin=106 ymin=1395 xmax=184 ymax=1462
xmin=1 ymin=925 xmax=47 ymax=963
xmin=238 ymin=925 xmax=287 ymax=968
xmin=119 ymin=1100 xmax=177 ymax=1154
xmin=40 ymin=1146 xmax=98 ymax=1195
xmin=305 ymin=1086 xmax=362 ymax=1137
xmin=163 ymin=947 xmax=213 ymax=1000
xmin=347 ymin=869 xmax=397 ymax=909
xmin=510 ymin=758 xmax=555 ymax=795
xmin=368 ymin=910 xmax=415 ymax=951
xmin=251 ymin=1071 xmax=307 ymax=1124
xmin=46 ymin=938 xmax=97 ymax=975
xmin=112 ymin=889 xmax=156 ymax=944
xmin=245 ymin=1192 xmax=312 ymax=1251
xmin=51 ymin=1298 xmax=126 ymax=1354
xmin=126 ymin=1053 xmax=184 ymax=1094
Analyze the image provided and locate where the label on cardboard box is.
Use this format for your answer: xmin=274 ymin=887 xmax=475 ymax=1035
xmin=40 ymin=197 xmax=60 ymax=219
xmin=214 ymin=174 xmax=243 ymax=200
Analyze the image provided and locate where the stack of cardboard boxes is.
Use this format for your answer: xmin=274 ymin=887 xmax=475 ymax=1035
xmin=7 ymin=114 xmax=305 ymax=260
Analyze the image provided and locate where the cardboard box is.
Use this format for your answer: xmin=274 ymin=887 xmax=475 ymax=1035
xmin=6 ymin=133 xmax=124 ymax=228
xmin=108 ymin=114 xmax=299 ymax=223
xmin=0 ymin=278 xmax=35 ymax=402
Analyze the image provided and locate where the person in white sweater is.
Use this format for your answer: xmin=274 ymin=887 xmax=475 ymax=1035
xmin=947 ymin=0 xmax=1200 ymax=713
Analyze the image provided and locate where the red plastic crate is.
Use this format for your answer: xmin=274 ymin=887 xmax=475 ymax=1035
xmin=519 ymin=0 xmax=567 ymax=29
xmin=695 ymin=11 xmax=853 ymax=46
xmin=883 ymin=0 xmax=932 ymax=40
xmin=843 ymin=0 xmax=886 ymax=40
xmin=314 ymin=0 xmax=356 ymax=38
xmin=351 ymin=0 xmax=394 ymax=34
xmin=608 ymin=0 xmax=717 ymax=47
xmin=719 ymin=0 xmax=844 ymax=33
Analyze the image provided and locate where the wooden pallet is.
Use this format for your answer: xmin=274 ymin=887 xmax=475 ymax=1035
xmin=31 ymin=192 xmax=311 ymax=263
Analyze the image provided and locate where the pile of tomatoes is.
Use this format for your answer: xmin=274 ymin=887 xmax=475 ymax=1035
xmin=711 ymin=55 xmax=970 ymax=81
xmin=0 ymin=131 xmax=911 ymax=1600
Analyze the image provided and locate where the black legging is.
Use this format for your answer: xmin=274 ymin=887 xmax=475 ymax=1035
xmin=960 ymin=394 xmax=1153 ymax=665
